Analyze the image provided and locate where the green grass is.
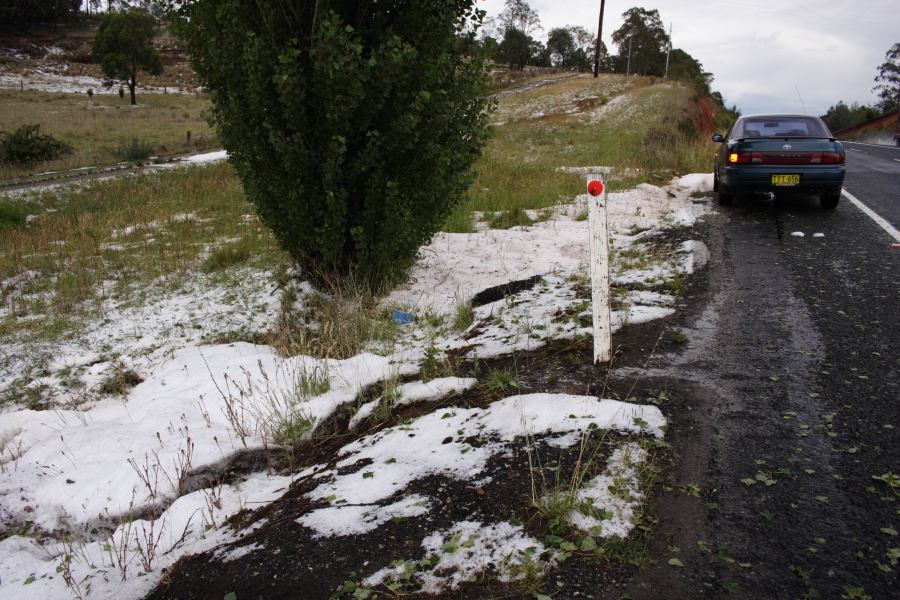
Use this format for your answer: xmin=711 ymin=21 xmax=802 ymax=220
xmin=0 ymin=162 xmax=285 ymax=341
xmin=0 ymin=88 xmax=217 ymax=179
xmin=443 ymin=75 xmax=727 ymax=232
xmin=480 ymin=368 xmax=517 ymax=396
xmin=0 ymin=202 xmax=27 ymax=232
xmin=452 ymin=298 xmax=475 ymax=332
xmin=267 ymin=282 xmax=401 ymax=360
xmin=202 ymin=238 xmax=256 ymax=272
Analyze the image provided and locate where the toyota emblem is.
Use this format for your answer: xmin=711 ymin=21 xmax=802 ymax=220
xmin=783 ymin=144 xmax=792 ymax=150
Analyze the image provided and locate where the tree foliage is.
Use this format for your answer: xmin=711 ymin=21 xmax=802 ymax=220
xmin=547 ymin=26 xmax=599 ymax=71
xmin=173 ymin=1 xmax=492 ymax=288
xmin=92 ymin=8 xmax=163 ymax=106
xmin=499 ymin=27 xmax=533 ymax=70
xmin=667 ymin=48 xmax=712 ymax=93
xmin=821 ymin=101 xmax=879 ymax=132
xmin=0 ymin=0 xmax=80 ymax=30
xmin=0 ymin=124 xmax=72 ymax=166
xmin=497 ymin=0 xmax=541 ymax=36
xmin=873 ymin=42 xmax=900 ymax=114
xmin=611 ymin=7 xmax=669 ymax=76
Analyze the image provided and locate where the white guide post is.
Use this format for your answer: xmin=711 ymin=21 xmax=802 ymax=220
xmin=587 ymin=174 xmax=612 ymax=363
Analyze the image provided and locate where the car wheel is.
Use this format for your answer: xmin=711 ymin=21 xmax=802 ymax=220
xmin=717 ymin=187 xmax=734 ymax=206
xmin=820 ymin=189 xmax=841 ymax=210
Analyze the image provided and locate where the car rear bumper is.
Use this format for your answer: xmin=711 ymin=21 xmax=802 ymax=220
xmin=721 ymin=165 xmax=845 ymax=192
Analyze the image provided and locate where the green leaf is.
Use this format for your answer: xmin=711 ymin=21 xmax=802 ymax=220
xmin=668 ymin=558 xmax=684 ymax=567
xmin=362 ymin=471 xmax=374 ymax=479
xmin=580 ymin=536 xmax=597 ymax=552
xmin=880 ymin=526 xmax=897 ymax=536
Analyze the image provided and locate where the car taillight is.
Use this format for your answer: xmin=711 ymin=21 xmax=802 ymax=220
xmin=821 ymin=151 xmax=844 ymax=164
xmin=728 ymin=152 xmax=751 ymax=164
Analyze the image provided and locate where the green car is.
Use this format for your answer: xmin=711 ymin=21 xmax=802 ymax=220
xmin=712 ymin=114 xmax=846 ymax=209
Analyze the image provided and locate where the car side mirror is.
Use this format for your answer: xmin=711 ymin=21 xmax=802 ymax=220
xmin=711 ymin=134 xmax=725 ymax=143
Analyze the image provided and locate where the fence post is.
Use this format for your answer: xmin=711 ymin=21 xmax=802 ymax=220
xmin=587 ymin=175 xmax=611 ymax=363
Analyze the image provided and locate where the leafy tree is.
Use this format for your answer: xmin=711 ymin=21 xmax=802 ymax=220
xmin=568 ymin=26 xmax=598 ymax=71
xmin=173 ymin=1 xmax=492 ymax=288
xmin=530 ymin=38 xmax=551 ymax=68
xmin=611 ymin=7 xmax=669 ymax=76
xmin=821 ymin=100 xmax=880 ymax=131
xmin=497 ymin=0 xmax=541 ymax=35
xmin=850 ymin=102 xmax=880 ymax=125
xmin=546 ymin=25 xmax=598 ymax=71
xmin=481 ymin=35 xmax=501 ymax=62
xmin=873 ymin=42 xmax=900 ymax=113
xmin=821 ymin=101 xmax=853 ymax=131
xmin=667 ymin=48 xmax=712 ymax=93
xmin=92 ymin=8 xmax=163 ymax=106
xmin=499 ymin=26 xmax=533 ymax=71
xmin=546 ymin=27 xmax=576 ymax=68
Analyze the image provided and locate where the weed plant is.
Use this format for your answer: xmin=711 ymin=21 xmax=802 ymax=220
xmin=480 ymin=368 xmax=517 ymax=397
xmin=267 ymin=274 xmax=400 ymax=360
xmin=0 ymin=123 xmax=72 ymax=166
xmin=452 ymin=298 xmax=474 ymax=332
xmin=114 ymin=137 xmax=155 ymax=163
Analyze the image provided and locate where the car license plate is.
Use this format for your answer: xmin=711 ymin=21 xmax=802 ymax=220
xmin=772 ymin=174 xmax=800 ymax=186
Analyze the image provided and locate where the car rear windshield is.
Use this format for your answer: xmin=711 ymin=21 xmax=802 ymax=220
xmin=733 ymin=117 xmax=831 ymax=139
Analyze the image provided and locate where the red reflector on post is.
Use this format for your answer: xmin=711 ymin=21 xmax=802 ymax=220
xmin=588 ymin=180 xmax=604 ymax=196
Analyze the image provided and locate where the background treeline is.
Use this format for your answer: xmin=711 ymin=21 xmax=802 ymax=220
xmin=477 ymin=3 xmax=737 ymax=115
xmin=821 ymin=42 xmax=900 ymax=131
xmin=0 ymin=0 xmax=164 ymax=31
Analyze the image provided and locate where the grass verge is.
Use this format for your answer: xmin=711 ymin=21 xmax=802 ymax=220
xmin=0 ymin=89 xmax=217 ymax=179
xmin=0 ymin=162 xmax=284 ymax=341
xmin=444 ymin=75 xmax=732 ymax=232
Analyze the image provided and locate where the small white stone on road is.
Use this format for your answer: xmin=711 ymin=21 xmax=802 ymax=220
xmin=791 ymin=231 xmax=805 ymax=237
xmin=813 ymin=233 xmax=825 ymax=238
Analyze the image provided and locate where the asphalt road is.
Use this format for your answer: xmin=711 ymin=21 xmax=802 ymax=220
xmin=843 ymin=141 xmax=900 ymax=230
xmin=617 ymin=177 xmax=899 ymax=598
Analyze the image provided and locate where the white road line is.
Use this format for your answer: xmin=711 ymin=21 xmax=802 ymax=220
xmin=894 ymin=159 xmax=900 ymax=163
xmin=842 ymin=189 xmax=900 ymax=243
xmin=848 ymin=148 xmax=862 ymax=152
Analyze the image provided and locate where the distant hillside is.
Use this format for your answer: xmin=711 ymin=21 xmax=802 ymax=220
xmin=833 ymin=110 xmax=900 ymax=146
xmin=0 ymin=17 xmax=199 ymax=90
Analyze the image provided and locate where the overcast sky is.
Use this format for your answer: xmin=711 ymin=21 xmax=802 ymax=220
xmin=477 ymin=0 xmax=897 ymax=116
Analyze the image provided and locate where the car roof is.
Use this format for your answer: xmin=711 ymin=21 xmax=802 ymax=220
xmin=739 ymin=114 xmax=822 ymax=120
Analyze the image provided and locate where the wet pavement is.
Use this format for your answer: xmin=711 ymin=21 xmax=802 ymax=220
xmin=617 ymin=190 xmax=899 ymax=599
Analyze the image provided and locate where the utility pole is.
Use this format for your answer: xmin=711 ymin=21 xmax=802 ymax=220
xmin=626 ymin=34 xmax=633 ymax=76
xmin=664 ymin=23 xmax=673 ymax=78
xmin=592 ymin=0 xmax=606 ymax=78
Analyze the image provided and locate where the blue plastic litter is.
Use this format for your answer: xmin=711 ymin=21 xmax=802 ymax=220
xmin=392 ymin=310 xmax=416 ymax=325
